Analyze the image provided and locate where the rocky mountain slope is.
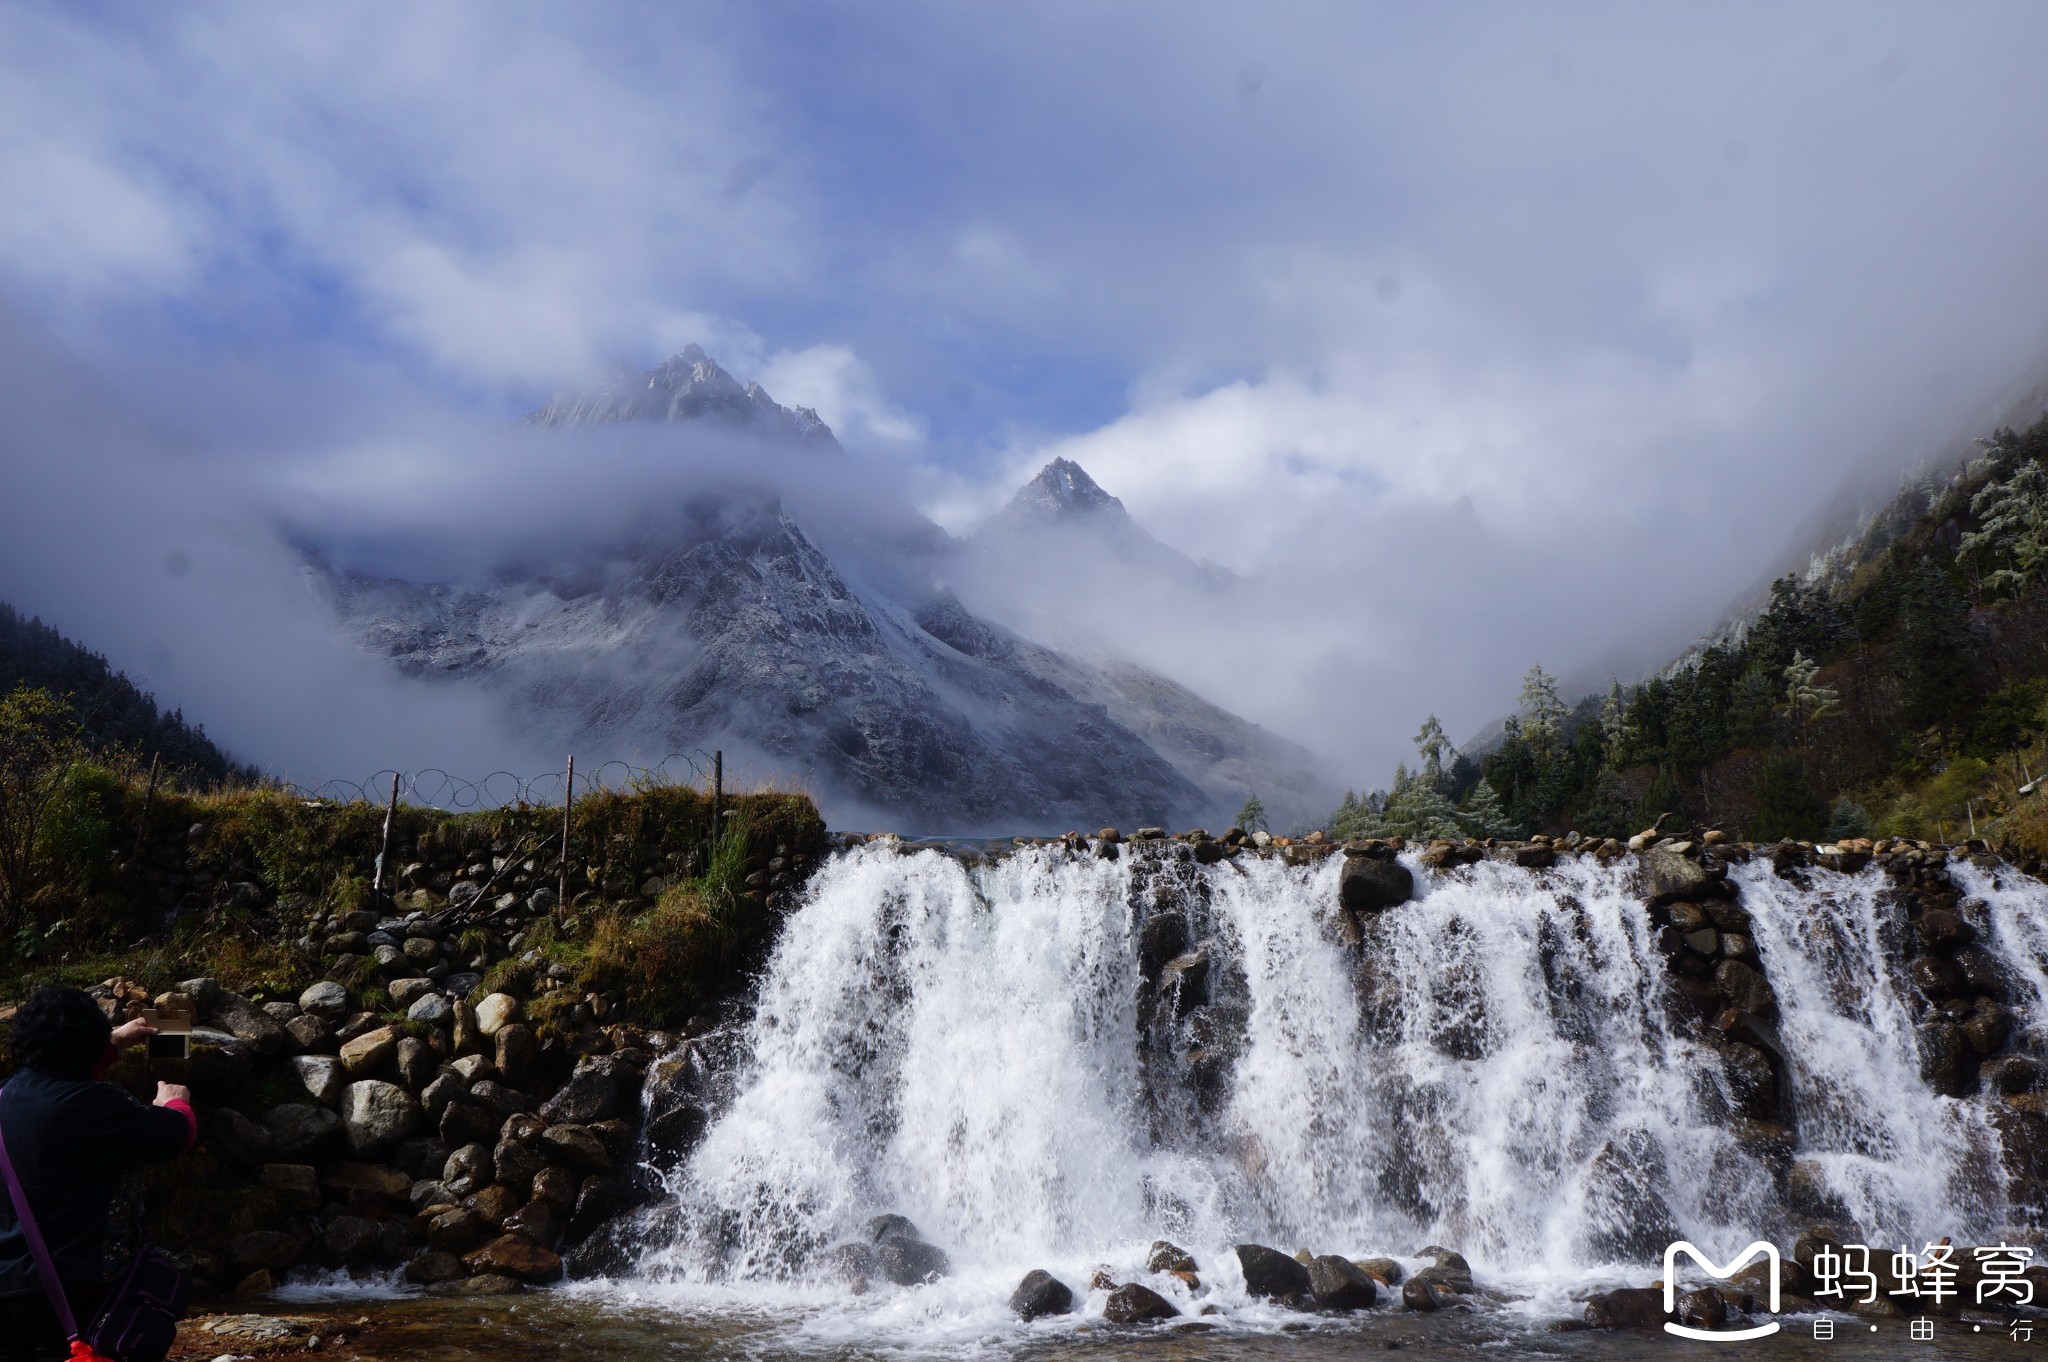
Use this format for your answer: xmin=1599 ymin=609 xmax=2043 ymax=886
xmin=313 ymin=351 xmax=1329 ymax=832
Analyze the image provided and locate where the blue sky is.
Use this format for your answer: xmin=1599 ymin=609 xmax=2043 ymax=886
xmin=7 ymin=1 xmax=2048 ymax=780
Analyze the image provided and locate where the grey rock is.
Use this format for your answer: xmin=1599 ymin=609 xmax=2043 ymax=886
xmin=299 ymin=981 xmax=350 ymax=1020
xmin=342 ymin=1079 xmax=423 ymax=1155
xmin=288 ymin=1054 xmax=347 ymax=1109
xmin=260 ymin=1103 xmax=344 ymax=1158
xmin=1009 ymin=1268 xmax=1075 ymax=1319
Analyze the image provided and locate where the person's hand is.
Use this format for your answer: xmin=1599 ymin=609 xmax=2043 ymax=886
xmin=110 ymin=1018 xmax=159 ymax=1050
xmin=153 ymin=1082 xmax=192 ymax=1108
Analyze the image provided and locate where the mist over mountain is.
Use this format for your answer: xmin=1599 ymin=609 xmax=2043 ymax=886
xmin=310 ymin=350 xmax=1335 ymax=832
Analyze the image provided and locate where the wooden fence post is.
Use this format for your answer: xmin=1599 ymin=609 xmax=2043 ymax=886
xmin=558 ymin=755 xmax=575 ymax=915
xmin=374 ymin=771 xmax=401 ymax=906
xmin=132 ymin=753 xmax=161 ymax=859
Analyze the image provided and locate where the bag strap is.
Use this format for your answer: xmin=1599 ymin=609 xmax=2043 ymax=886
xmin=0 ymin=1085 xmax=82 ymax=1341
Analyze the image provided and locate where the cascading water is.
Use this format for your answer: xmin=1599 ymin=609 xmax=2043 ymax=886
xmin=617 ymin=838 xmax=2048 ymax=1329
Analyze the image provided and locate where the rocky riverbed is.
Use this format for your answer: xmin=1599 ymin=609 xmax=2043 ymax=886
xmin=9 ymin=796 xmax=2048 ymax=1347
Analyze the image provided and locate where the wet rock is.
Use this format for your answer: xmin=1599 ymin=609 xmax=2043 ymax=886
xmin=427 ymin=1208 xmax=492 ymax=1254
xmin=1583 ymin=1286 xmax=1668 ymax=1330
xmin=1953 ymin=946 xmax=2011 ymax=999
xmin=1139 ymin=913 xmax=1190 ymax=981
xmin=1985 ymin=1055 xmax=2044 ymax=1094
xmin=1402 ymin=1276 xmax=1453 ymax=1311
xmin=1339 ymin=857 xmax=1414 ymax=917
xmin=1147 ymin=1240 xmax=1197 ymax=1275
xmin=828 ymin=1242 xmax=880 ymax=1292
xmin=502 ymin=1201 xmax=559 ymax=1250
xmin=405 ymin=1249 xmax=467 ymax=1285
xmin=468 ymin=1183 xmax=521 ymax=1228
xmin=1010 ymin=1268 xmax=1075 ymax=1319
xmin=1963 ymin=1002 xmax=2013 ymax=1056
xmin=537 ymin=1123 xmax=611 ymax=1171
xmin=1158 ymin=951 xmax=1211 ymax=1017
xmin=566 ymin=1167 xmax=661 ymax=1244
xmin=1673 ymin=1286 xmax=1726 ymax=1332
xmin=1355 ymin=1256 xmax=1404 ymax=1286
xmin=1788 ymin=1163 xmax=1854 ymax=1224
xmin=1916 ymin=1021 xmax=1975 ymax=1097
xmin=341 ymin=1079 xmax=422 ymax=1155
xmin=539 ymin=1054 xmax=639 ymax=1124
xmin=1104 ymin=1282 xmax=1179 ymax=1323
xmin=1644 ymin=845 xmax=1710 ymax=902
xmin=444 ymin=1143 xmax=494 ymax=1196
xmin=1915 ymin=910 xmax=1975 ymax=952
xmin=648 ymin=1102 xmax=709 ymax=1168
xmin=873 ymin=1229 xmax=951 ymax=1286
xmin=409 ymin=994 xmax=454 ymax=1027
xmin=1583 ymin=1129 xmax=1681 ymax=1260
xmin=1712 ymin=960 xmax=1775 ymax=1017
xmin=1305 ymin=1254 xmax=1378 ymax=1310
xmin=468 ymin=1080 xmax=532 ymax=1121
xmin=1236 ymin=1243 xmax=1310 ymax=1299
xmin=421 ymin=1073 xmax=466 ymax=1121
xmin=463 ymin=1234 xmax=563 ymax=1284
xmin=1910 ymin=956 xmax=1966 ymax=1000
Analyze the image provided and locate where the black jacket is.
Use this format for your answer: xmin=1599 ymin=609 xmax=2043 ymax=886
xmin=0 ymin=1069 xmax=191 ymax=1300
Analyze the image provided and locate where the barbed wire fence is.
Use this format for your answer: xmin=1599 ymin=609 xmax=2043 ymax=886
xmin=271 ymin=750 xmax=722 ymax=810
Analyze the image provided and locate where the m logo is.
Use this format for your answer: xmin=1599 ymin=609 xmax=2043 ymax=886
xmin=1663 ymin=1241 xmax=1782 ymax=1341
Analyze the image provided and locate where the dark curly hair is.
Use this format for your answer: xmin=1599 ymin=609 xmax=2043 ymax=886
xmin=10 ymin=986 xmax=112 ymax=1075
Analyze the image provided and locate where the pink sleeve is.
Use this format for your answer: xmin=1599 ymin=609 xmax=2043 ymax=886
xmin=164 ymin=1098 xmax=197 ymax=1153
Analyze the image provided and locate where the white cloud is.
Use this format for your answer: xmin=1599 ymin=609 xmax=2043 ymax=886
xmin=758 ymin=344 xmax=925 ymax=451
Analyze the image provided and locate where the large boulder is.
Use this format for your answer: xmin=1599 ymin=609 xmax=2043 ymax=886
xmin=1339 ymin=857 xmax=1414 ymax=918
xmin=539 ymin=1054 xmax=641 ymax=1125
xmin=475 ymin=993 xmax=523 ymax=1037
xmin=342 ymin=1080 xmax=422 ymax=1155
xmin=1009 ymin=1269 xmax=1075 ymax=1320
xmin=260 ymin=1103 xmax=343 ymax=1158
xmin=462 ymin=1234 xmax=564 ymax=1284
xmin=299 ymin=981 xmax=350 ymax=1021
xmin=1916 ymin=1022 xmax=1976 ymax=1098
xmin=868 ymin=1216 xmax=950 ymax=1286
xmin=338 ymin=1026 xmax=401 ymax=1078
xmin=1235 ymin=1243 xmax=1310 ymax=1300
xmin=1103 ymin=1282 xmax=1178 ymax=1323
xmin=1643 ymin=844 xmax=1711 ymax=903
xmin=1305 ymin=1254 xmax=1378 ymax=1310
xmin=1584 ymin=1286 xmax=1669 ymax=1330
xmin=288 ymin=1055 xmax=347 ymax=1109
xmin=1712 ymin=960 xmax=1776 ymax=1018
xmin=208 ymin=994 xmax=289 ymax=1058
xmin=1138 ymin=913 xmax=1190 ymax=981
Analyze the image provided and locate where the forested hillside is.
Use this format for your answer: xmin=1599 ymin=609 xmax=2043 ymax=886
xmin=0 ymin=600 xmax=248 ymax=783
xmin=1333 ymin=412 xmax=2048 ymax=850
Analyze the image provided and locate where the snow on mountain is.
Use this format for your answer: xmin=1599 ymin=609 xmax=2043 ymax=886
xmin=975 ymin=457 xmax=1235 ymax=588
xmin=527 ymin=345 xmax=838 ymax=447
xmin=314 ymin=350 xmax=1331 ymax=831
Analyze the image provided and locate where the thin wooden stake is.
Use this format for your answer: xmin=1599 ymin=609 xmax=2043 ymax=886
xmin=1968 ymin=799 xmax=1978 ymax=841
xmin=558 ymin=755 xmax=575 ymax=915
xmin=374 ymin=771 xmax=401 ymax=905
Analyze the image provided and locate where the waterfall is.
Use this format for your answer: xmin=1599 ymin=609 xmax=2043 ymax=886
xmin=628 ymin=839 xmax=2048 ymax=1309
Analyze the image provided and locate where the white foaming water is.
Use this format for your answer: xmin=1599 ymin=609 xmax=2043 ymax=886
xmin=1736 ymin=861 xmax=2011 ymax=1242
xmin=1955 ymin=858 xmax=2048 ymax=1050
xmin=625 ymin=841 xmax=2043 ymax=1336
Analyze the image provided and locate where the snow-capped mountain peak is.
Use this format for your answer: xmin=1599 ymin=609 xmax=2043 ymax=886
xmin=526 ymin=345 xmax=837 ymax=447
xmin=1002 ymin=456 xmax=1127 ymax=521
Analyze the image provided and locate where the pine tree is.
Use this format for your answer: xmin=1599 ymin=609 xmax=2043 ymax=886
xmin=1382 ymin=766 xmax=1466 ymax=840
xmin=1520 ymin=664 xmax=1566 ymax=758
xmin=1781 ymin=649 xmax=1840 ymax=745
xmin=1413 ymin=714 xmax=1452 ymax=788
xmin=1599 ymin=679 xmax=1632 ymax=761
xmin=1235 ymin=793 xmax=1269 ymax=834
xmin=1458 ymin=777 xmax=1517 ymax=839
